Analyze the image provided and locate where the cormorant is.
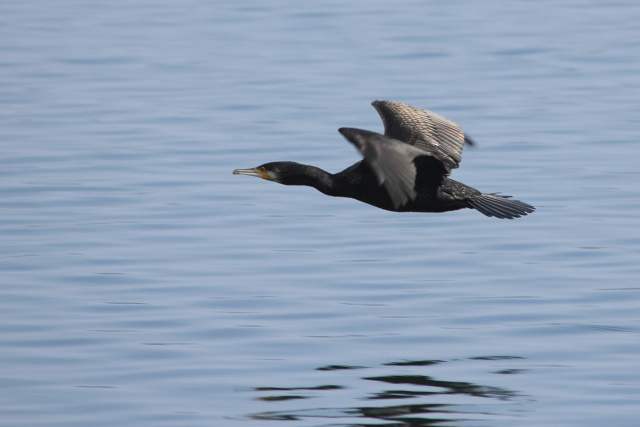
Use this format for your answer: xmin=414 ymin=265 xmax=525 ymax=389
xmin=233 ymin=100 xmax=534 ymax=219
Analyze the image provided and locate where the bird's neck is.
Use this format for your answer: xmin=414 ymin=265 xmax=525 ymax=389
xmin=283 ymin=165 xmax=337 ymax=196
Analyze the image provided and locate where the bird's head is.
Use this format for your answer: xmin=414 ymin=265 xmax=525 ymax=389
xmin=233 ymin=161 xmax=309 ymax=185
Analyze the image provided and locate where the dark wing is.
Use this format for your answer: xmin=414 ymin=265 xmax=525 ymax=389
xmin=338 ymin=127 xmax=434 ymax=209
xmin=372 ymin=100 xmax=469 ymax=174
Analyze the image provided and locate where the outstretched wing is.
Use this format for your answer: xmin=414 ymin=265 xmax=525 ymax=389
xmin=372 ymin=100 xmax=470 ymax=174
xmin=338 ymin=127 xmax=436 ymax=209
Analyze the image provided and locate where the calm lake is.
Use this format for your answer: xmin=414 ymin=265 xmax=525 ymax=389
xmin=1 ymin=1 xmax=640 ymax=426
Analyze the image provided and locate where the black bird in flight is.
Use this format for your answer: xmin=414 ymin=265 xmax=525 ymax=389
xmin=233 ymin=100 xmax=534 ymax=219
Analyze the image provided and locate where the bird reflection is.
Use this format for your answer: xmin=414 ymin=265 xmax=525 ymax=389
xmin=365 ymin=374 xmax=518 ymax=400
xmin=246 ymin=356 xmax=526 ymax=426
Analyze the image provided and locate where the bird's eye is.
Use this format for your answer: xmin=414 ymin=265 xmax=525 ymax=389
xmin=257 ymin=167 xmax=266 ymax=172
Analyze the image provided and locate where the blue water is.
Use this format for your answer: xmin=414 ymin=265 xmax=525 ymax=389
xmin=2 ymin=1 xmax=640 ymax=426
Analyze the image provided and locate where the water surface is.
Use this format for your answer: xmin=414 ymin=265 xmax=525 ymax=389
xmin=1 ymin=1 xmax=640 ymax=426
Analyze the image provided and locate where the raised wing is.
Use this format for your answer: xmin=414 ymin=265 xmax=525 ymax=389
xmin=372 ymin=100 xmax=469 ymax=173
xmin=338 ymin=127 xmax=435 ymax=209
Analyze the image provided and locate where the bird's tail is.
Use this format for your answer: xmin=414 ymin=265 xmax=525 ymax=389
xmin=468 ymin=193 xmax=535 ymax=219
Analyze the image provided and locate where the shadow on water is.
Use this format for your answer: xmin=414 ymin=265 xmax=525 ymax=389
xmin=245 ymin=356 xmax=528 ymax=427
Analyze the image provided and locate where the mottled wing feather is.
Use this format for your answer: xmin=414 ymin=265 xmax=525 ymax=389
xmin=372 ymin=100 xmax=467 ymax=173
xmin=338 ymin=127 xmax=430 ymax=209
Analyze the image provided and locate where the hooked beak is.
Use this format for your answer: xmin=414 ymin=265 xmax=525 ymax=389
xmin=232 ymin=168 xmax=271 ymax=180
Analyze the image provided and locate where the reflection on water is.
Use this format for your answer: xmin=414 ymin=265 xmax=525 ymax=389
xmin=248 ymin=356 xmax=526 ymax=426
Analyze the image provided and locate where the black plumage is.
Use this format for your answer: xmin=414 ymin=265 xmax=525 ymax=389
xmin=233 ymin=100 xmax=534 ymax=219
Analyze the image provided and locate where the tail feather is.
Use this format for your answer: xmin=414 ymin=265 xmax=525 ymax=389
xmin=468 ymin=193 xmax=535 ymax=219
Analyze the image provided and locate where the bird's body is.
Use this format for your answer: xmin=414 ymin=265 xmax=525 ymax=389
xmin=233 ymin=101 xmax=534 ymax=219
xmin=269 ymin=160 xmax=472 ymax=213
